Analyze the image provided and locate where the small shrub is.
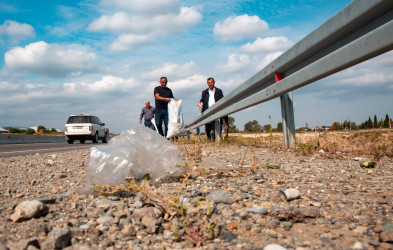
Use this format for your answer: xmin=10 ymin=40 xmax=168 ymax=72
xmin=9 ymin=128 xmax=21 ymax=134
xmin=298 ymin=143 xmax=313 ymax=155
xmin=25 ymin=128 xmax=36 ymax=135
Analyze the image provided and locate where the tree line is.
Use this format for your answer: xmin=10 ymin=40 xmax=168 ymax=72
xmin=332 ymin=114 xmax=391 ymax=130
xmin=5 ymin=126 xmax=60 ymax=135
xmin=231 ymin=113 xmax=392 ymax=133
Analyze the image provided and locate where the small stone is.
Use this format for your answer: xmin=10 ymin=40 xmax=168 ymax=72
xmin=15 ymin=193 xmax=24 ymax=198
xmin=268 ymin=230 xmax=279 ymax=239
xmin=79 ymin=224 xmax=91 ymax=230
xmin=119 ymin=218 xmax=131 ymax=227
xmin=95 ymin=199 xmax=123 ymax=208
xmin=380 ymin=231 xmax=393 ymax=243
xmin=222 ymin=231 xmax=237 ymax=242
xmin=10 ymin=200 xmax=47 ymax=222
xmin=270 ymin=206 xmax=305 ymax=222
xmin=239 ymin=211 xmax=248 ymax=219
xmin=121 ymin=224 xmax=136 ymax=236
xmin=353 ymin=226 xmax=368 ymax=235
xmin=247 ymin=207 xmax=268 ymax=215
xmin=300 ymin=207 xmax=320 ymax=218
xmin=382 ymin=223 xmax=393 ymax=232
xmin=41 ymin=227 xmax=71 ymax=250
xmin=351 ymin=242 xmax=363 ymax=249
xmin=134 ymin=207 xmax=163 ymax=219
xmin=320 ymin=236 xmax=329 ymax=243
xmin=206 ymin=190 xmax=233 ymax=204
xmin=282 ymin=221 xmax=292 ymax=231
xmin=142 ymin=216 xmax=160 ymax=228
xmin=348 ymin=223 xmax=357 ymax=230
xmin=263 ymin=244 xmax=287 ymax=250
xmin=97 ymin=215 xmax=115 ymax=225
xmin=113 ymin=210 xmax=127 ymax=219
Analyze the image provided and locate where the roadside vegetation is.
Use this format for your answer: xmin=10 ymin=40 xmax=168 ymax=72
xmin=5 ymin=125 xmax=63 ymax=135
xmin=236 ymin=113 xmax=392 ymax=133
xmin=178 ymin=128 xmax=393 ymax=160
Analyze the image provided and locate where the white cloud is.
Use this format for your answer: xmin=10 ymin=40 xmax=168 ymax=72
xmin=143 ymin=61 xmax=198 ymax=80
xmin=88 ymin=12 xmax=134 ymax=34
xmin=4 ymin=41 xmax=97 ymax=77
xmin=89 ymin=7 xmax=201 ymax=35
xmin=0 ymin=81 xmax=19 ymax=91
xmin=88 ymin=75 xmax=138 ymax=92
xmin=214 ymin=14 xmax=268 ymax=41
xmin=255 ymin=51 xmax=283 ymax=70
xmin=337 ymin=72 xmax=388 ymax=87
xmin=99 ymin=0 xmax=180 ymax=16
xmin=88 ymin=3 xmax=202 ymax=51
xmin=110 ymin=34 xmax=153 ymax=51
xmin=64 ymin=75 xmax=138 ymax=94
xmin=170 ymin=74 xmax=206 ymax=92
xmin=219 ymin=54 xmax=250 ymax=73
xmin=0 ymin=20 xmax=35 ymax=42
xmin=241 ymin=36 xmax=293 ymax=53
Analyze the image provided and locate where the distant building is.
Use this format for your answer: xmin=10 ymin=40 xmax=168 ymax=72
xmin=30 ymin=126 xmax=38 ymax=132
xmin=0 ymin=127 xmax=8 ymax=133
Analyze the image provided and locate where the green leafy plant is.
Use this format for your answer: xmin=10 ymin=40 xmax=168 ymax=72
xmin=142 ymin=173 xmax=151 ymax=180
xmin=266 ymin=164 xmax=280 ymax=169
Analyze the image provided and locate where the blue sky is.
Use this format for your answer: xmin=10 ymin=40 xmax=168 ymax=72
xmin=1 ymin=0 xmax=392 ymax=133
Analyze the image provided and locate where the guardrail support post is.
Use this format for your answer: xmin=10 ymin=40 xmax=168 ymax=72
xmin=276 ymin=73 xmax=295 ymax=148
xmin=214 ymin=120 xmax=221 ymax=142
xmin=280 ymin=92 xmax=296 ymax=148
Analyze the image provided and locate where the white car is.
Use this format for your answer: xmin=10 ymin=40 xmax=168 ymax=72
xmin=65 ymin=114 xmax=109 ymax=144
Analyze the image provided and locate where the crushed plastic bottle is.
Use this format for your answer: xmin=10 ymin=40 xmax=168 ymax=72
xmin=85 ymin=127 xmax=185 ymax=188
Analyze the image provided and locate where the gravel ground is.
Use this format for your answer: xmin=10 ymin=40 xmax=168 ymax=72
xmin=0 ymin=142 xmax=393 ymax=250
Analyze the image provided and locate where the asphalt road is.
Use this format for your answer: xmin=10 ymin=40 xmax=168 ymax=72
xmin=0 ymin=141 xmax=100 ymax=157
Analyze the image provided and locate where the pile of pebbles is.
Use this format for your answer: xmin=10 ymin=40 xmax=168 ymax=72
xmin=0 ymin=144 xmax=392 ymax=249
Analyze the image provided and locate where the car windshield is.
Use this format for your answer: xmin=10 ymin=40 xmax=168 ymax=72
xmin=67 ymin=116 xmax=92 ymax=124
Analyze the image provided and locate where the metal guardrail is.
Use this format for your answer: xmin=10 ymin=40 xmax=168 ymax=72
xmin=186 ymin=0 xmax=393 ymax=147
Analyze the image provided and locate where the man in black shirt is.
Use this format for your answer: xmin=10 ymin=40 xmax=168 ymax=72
xmin=154 ymin=76 xmax=179 ymax=137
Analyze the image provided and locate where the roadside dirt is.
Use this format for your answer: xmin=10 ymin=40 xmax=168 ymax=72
xmin=0 ymin=129 xmax=392 ymax=249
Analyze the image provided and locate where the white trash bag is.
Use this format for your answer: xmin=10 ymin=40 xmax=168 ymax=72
xmin=167 ymin=99 xmax=187 ymax=138
xmin=86 ymin=127 xmax=185 ymax=187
